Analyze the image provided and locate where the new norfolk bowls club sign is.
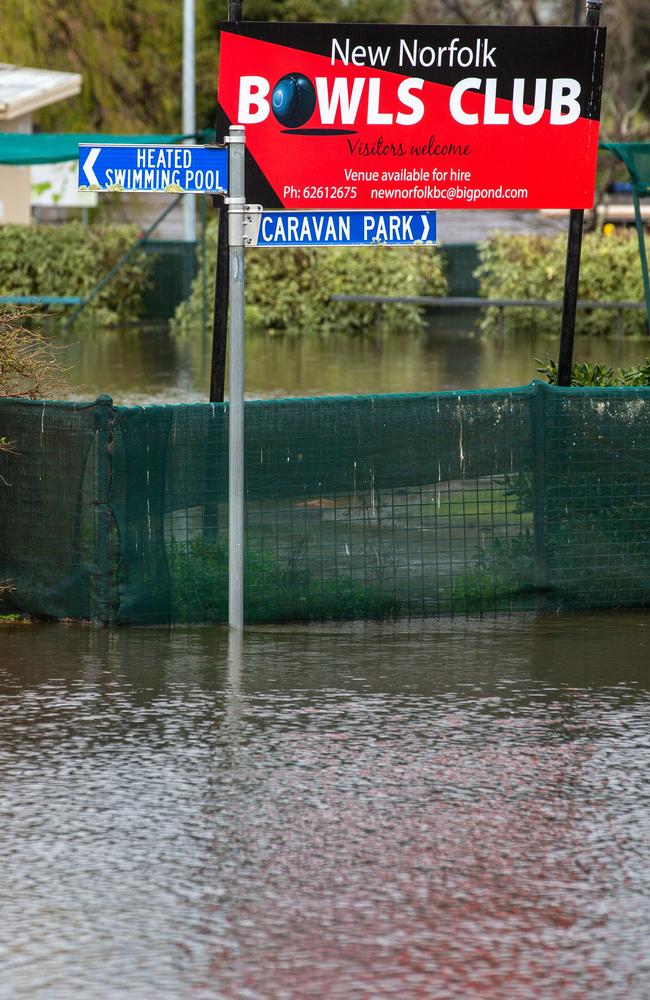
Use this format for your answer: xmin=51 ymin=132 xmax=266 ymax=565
xmin=216 ymin=22 xmax=606 ymax=211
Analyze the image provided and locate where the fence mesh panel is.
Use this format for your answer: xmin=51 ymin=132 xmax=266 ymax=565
xmin=1 ymin=383 xmax=650 ymax=625
xmin=0 ymin=395 xmax=111 ymax=621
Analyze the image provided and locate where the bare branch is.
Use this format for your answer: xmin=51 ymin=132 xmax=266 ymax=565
xmin=0 ymin=306 xmax=70 ymax=401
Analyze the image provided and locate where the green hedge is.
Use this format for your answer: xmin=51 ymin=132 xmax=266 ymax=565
xmin=173 ymin=218 xmax=447 ymax=337
xmin=477 ymin=231 xmax=648 ymax=336
xmin=0 ymin=223 xmax=151 ymax=324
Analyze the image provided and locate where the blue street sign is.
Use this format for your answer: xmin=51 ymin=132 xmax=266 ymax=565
xmin=245 ymin=210 xmax=436 ymax=247
xmin=77 ymin=143 xmax=228 ymax=194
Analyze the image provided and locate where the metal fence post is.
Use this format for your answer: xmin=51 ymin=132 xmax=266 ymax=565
xmin=94 ymin=395 xmax=115 ymax=626
xmin=532 ymin=383 xmax=548 ymax=609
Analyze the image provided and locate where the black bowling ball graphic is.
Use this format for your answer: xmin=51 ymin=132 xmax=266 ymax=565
xmin=271 ymin=73 xmax=317 ymax=128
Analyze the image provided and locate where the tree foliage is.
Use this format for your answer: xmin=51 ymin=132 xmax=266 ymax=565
xmin=4 ymin=0 xmax=648 ymax=142
xmin=3 ymin=0 xmax=403 ymax=135
xmin=405 ymin=0 xmax=650 ymax=141
xmin=3 ymin=0 xmax=218 ymax=133
xmin=3 ymin=0 xmax=648 ymax=141
xmin=242 ymin=0 xmax=404 ymax=22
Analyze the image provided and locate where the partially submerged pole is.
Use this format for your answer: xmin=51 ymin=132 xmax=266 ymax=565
xmin=557 ymin=0 xmax=603 ymax=386
xmin=227 ymin=125 xmax=246 ymax=630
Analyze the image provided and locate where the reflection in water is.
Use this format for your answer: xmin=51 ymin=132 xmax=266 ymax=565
xmin=1 ymin=614 xmax=650 ymax=997
xmin=53 ymin=317 xmax=650 ymax=405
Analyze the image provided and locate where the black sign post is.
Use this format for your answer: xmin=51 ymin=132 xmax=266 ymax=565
xmin=557 ymin=0 xmax=603 ymax=387
xmin=210 ymin=0 xmax=242 ymax=404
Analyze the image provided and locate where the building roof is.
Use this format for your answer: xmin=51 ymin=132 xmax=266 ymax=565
xmin=0 ymin=64 xmax=82 ymax=120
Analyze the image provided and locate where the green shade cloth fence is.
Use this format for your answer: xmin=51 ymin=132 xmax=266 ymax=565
xmin=601 ymin=142 xmax=650 ymax=197
xmin=0 ymin=131 xmax=214 ymax=165
xmin=2 ymin=384 xmax=650 ymax=625
xmin=601 ymin=142 xmax=650 ymax=333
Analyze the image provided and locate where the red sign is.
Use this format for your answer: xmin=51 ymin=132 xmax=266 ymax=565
xmin=217 ymin=23 xmax=606 ymax=211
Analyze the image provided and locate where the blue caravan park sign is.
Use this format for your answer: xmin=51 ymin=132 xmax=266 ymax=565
xmin=245 ymin=209 xmax=436 ymax=246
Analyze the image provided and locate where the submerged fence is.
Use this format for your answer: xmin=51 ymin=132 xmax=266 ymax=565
xmin=1 ymin=383 xmax=650 ymax=625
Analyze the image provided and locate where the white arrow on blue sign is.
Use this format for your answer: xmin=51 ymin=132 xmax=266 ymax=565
xmin=77 ymin=143 xmax=228 ymax=194
xmin=245 ymin=209 xmax=436 ymax=247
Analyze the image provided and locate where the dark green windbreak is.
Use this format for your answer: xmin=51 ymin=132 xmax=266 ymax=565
xmin=1 ymin=384 xmax=650 ymax=625
xmin=0 ymin=131 xmax=214 ymax=165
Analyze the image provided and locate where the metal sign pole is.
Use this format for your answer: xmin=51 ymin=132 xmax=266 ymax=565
xmin=557 ymin=0 xmax=603 ymax=386
xmin=227 ymin=125 xmax=246 ymax=630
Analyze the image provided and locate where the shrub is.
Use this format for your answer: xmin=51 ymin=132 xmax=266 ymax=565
xmin=173 ymin=218 xmax=447 ymax=337
xmin=452 ymin=529 xmax=536 ymax=613
xmin=169 ymin=538 xmax=402 ymax=623
xmin=476 ymin=231 xmax=649 ymax=337
xmin=0 ymin=223 xmax=152 ymax=325
xmin=537 ymin=356 xmax=650 ymax=386
xmin=0 ymin=306 xmax=69 ymax=399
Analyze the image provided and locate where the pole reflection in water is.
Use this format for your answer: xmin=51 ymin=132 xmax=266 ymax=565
xmin=0 ymin=614 xmax=649 ymax=997
xmin=224 ymin=628 xmax=245 ymax=744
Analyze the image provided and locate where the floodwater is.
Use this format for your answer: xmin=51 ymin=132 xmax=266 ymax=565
xmin=1 ymin=613 xmax=650 ymax=998
xmin=55 ymin=316 xmax=650 ymax=405
xmin=10 ymin=317 xmax=650 ymax=995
